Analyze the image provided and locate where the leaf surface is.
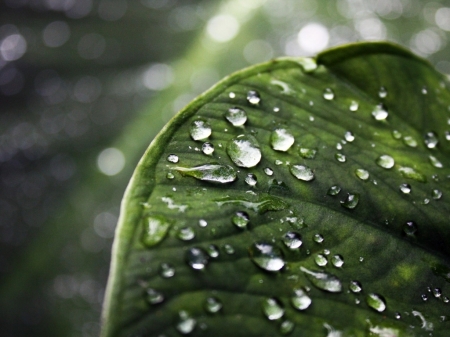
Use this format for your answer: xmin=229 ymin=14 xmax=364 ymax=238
xmin=102 ymin=42 xmax=450 ymax=337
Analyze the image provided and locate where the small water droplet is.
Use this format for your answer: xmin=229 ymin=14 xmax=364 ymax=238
xmin=225 ymin=107 xmax=247 ymax=126
xmin=323 ymin=88 xmax=334 ymax=100
xmin=355 ymin=168 xmax=370 ymax=181
xmin=315 ymin=254 xmax=328 ymax=266
xmin=313 ymin=233 xmax=324 ymax=243
xmin=167 ymin=154 xmax=179 ymax=163
xmin=176 ymin=164 xmax=237 ymax=183
xmin=227 ymin=134 xmax=261 ymax=168
xmin=403 ymin=221 xmax=417 ymax=236
xmin=243 ymin=174 xmax=257 ymax=187
xmin=327 ymin=185 xmax=341 ymax=196
xmin=176 ymin=311 xmax=196 ymax=334
xmin=340 ymin=193 xmax=360 ymax=209
xmin=229 ymin=92 xmax=235 ymax=98
xmin=378 ymin=86 xmax=387 ymax=98
xmin=366 ymin=293 xmax=386 ymax=312
xmin=204 ymin=296 xmax=222 ymax=313
xmin=398 ymin=166 xmax=426 ymax=182
xmin=186 ymin=247 xmax=209 ymax=270
xmin=432 ymin=288 xmax=442 ymax=298
xmin=178 ymin=227 xmax=195 ymax=241
xmin=376 ymin=155 xmax=395 ymax=169
xmin=345 ymin=131 xmax=355 ymax=142
xmin=331 ymin=254 xmax=344 ymax=268
xmin=323 ymin=249 xmax=330 ymax=255
xmin=359 ymin=256 xmax=364 ymax=262
xmin=424 ymin=131 xmax=439 ymax=149
xmin=336 ymin=143 xmax=342 ymax=150
xmin=275 ymin=159 xmax=283 ymax=166
xmin=392 ymin=130 xmax=402 ymax=139
xmin=271 ymin=128 xmax=295 ymax=151
xmin=335 ymin=153 xmax=346 ymax=163
xmin=290 ymin=164 xmax=315 ymax=181
xmin=262 ymin=297 xmax=285 ymax=320
xmin=291 ymin=288 xmax=311 ymax=310
xmin=399 ymin=183 xmax=411 ymax=194
xmin=421 ymin=294 xmax=428 ymax=301
xmin=421 ymin=86 xmax=428 ymax=94
xmin=206 ymin=244 xmax=219 ymax=258
xmin=264 ymin=167 xmax=274 ymax=176
xmin=445 ymin=131 xmax=450 ymax=140
xmin=403 ymin=135 xmax=417 ymax=147
xmin=432 ymin=189 xmax=442 ymax=200
xmin=232 ymin=211 xmax=250 ymax=229
xmin=299 ymin=147 xmax=317 ymax=159
xmin=372 ymin=104 xmax=388 ymax=120
xmin=443 ymin=296 xmax=449 ymax=303
xmin=249 ymin=242 xmax=285 ymax=271
xmin=190 ymin=119 xmax=211 ymax=141
xmin=349 ymin=280 xmax=362 ymax=293
xmin=198 ymin=219 xmax=208 ymax=227
xmin=280 ymin=320 xmax=295 ymax=335
xmin=282 ymin=231 xmax=302 ymax=249
xmin=247 ymin=90 xmax=261 ymax=105
xmin=395 ymin=312 xmax=401 ymax=319
xmin=300 ymin=267 xmax=342 ymax=292
xmin=146 ymin=288 xmax=164 ymax=304
xmin=349 ymin=100 xmax=359 ymax=111
xmin=224 ymin=244 xmax=235 ymax=254
xmin=202 ymin=142 xmax=214 ymax=155
xmin=166 ymin=172 xmax=175 ymax=179
xmin=141 ymin=215 xmax=172 ymax=247
xmin=160 ymin=263 xmax=175 ymax=278
xmin=429 ymin=155 xmax=443 ymax=168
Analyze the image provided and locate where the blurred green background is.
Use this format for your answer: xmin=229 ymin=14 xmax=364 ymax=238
xmin=0 ymin=0 xmax=449 ymax=336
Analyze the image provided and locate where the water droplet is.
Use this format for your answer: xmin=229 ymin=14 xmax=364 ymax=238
xmin=444 ymin=296 xmax=450 ymax=303
xmin=300 ymin=267 xmax=342 ymax=292
xmin=166 ymin=172 xmax=175 ymax=179
xmin=232 ymin=211 xmax=250 ymax=229
xmin=225 ymin=107 xmax=247 ymax=126
xmin=335 ymin=153 xmax=346 ymax=163
xmin=345 ymin=131 xmax=355 ymax=142
xmin=178 ymin=227 xmax=195 ymax=241
xmin=376 ymin=155 xmax=395 ymax=169
xmin=315 ymin=254 xmax=328 ymax=266
xmin=398 ymin=167 xmax=426 ymax=182
xmin=202 ymin=142 xmax=214 ymax=155
xmin=227 ymin=134 xmax=261 ymax=168
xmin=323 ymin=249 xmax=330 ymax=255
xmin=349 ymin=100 xmax=359 ymax=111
xmin=249 ymin=242 xmax=285 ymax=272
xmin=198 ymin=219 xmax=208 ymax=227
xmin=205 ymin=297 xmax=222 ymax=313
xmin=340 ymin=193 xmax=360 ymax=209
xmin=262 ymin=297 xmax=285 ymax=320
xmin=141 ymin=215 xmax=172 ymax=247
xmin=190 ymin=119 xmax=211 ymax=141
xmin=392 ymin=130 xmax=402 ymax=139
xmin=313 ymin=234 xmax=324 ymax=243
xmin=186 ymin=247 xmax=209 ymax=270
xmin=378 ymin=86 xmax=387 ymax=98
xmin=299 ymin=148 xmax=317 ymax=159
xmin=399 ymin=183 xmax=411 ymax=194
xmin=176 ymin=311 xmax=196 ymax=334
xmin=270 ymin=128 xmax=295 ymax=152
xmin=432 ymin=189 xmax=442 ymax=200
xmin=280 ymin=320 xmax=295 ymax=335
xmin=323 ymin=88 xmax=334 ymax=100
xmin=206 ymin=244 xmax=219 ymax=258
xmin=229 ymin=92 xmax=235 ymax=98
xmin=291 ymin=288 xmax=311 ymax=310
xmin=290 ymin=164 xmax=315 ymax=181
xmin=160 ymin=263 xmax=175 ymax=278
xmin=422 ymin=86 xmax=428 ymax=94
xmin=245 ymin=173 xmax=257 ymax=186
xmin=224 ymin=244 xmax=235 ymax=254
xmin=327 ymin=185 xmax=341 ymax=196
xmin=424 ymin=131 xmax=439 ymax=149
xmin=247 ymin=90 xmax=260 ymax=105
xmin=282 ymin=231 xmax=302 ymax=249
xmin=429 ymin=155 xmax=443 ymax=168
xmin=395 ymin=312 xmax=401 ymax=319
xmin=359 ymin=257 xmax=364 ymax=262
xmin=349 ymin=280 xmax=362 ymax=293
xmin=403 ymin=221 xmax=417 ymax=236
xmin=403 ymin=135 xmax=418 ymax=147
xmin=176 ymin=164 xmax=237 ymax=183
xmin=331 ymin=254 xmax=344 ymax=267
xmin=264 ymin=167 xmax=274 ymax=176
xmin=366 ymin=293 xmax=386 ymax=312
xmin=167 ymin=154 xmax=179 ymax=163
xmin=146 ymin=288 xmax=164 ymax=304
xmin=433 ymin=288 xmax=442 ymax=298
xmin=445 ymin=131 xmax=450 ymax=140
xmin=372 ymin=104 xmax=388 ymax=120
xmin=355 ymin=168 xmax=370 ymax=181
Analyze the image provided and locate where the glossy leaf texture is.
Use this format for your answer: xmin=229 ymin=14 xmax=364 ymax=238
xmin=102 ymin=42 xmax=450 ymax=337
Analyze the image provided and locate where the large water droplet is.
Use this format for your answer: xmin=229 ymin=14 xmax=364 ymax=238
xmin=178 ymin=227 xmax=195 ymax=241
xmin=403 ymin=136 xmax=418 ymax=147
xmin=315 ymin=254 xmax=328 ymax=266
xmin=146 ymin=288 xmax=164 ymax=305
xmin=205 ymin=297 xmax=222 ymax=313
xmin=160 ymin=263 xmax=175 ymax=278
xmin=349 ymin=280 xmax=362 ymax=293
xmin=372 ymin=104 xmax=388 ymax=120
xmin=340 ymin=193 xmax=359 ymax=209
xmin=262 ymin=297 xmax=285 ymax=320
xmin=399 ymin=183 xmax=411 ymax=194
xmin=323 ymin=88 xmax=334 ymax=100
xmin=424 ymin=131 xmax=439 ymax=149
xmin=245 ymin=173 xmax=257 ymax=186
xmin=290 ymin=164 xmax=315 ymax=181
xmin=227 ymin=134 xmax=262 ymax=168
xmin=366 ymin=293 xmax=386 ymax=312
xmin=331 ymin=254 xmax=344 ymax=268
xmin=335 ymin=153 xmax=346 ymax=163
xmin=280 ymin=320 xmax=295 ymax=335
xmin=349 ymin=100 xmax=359 ymax=111
xmin=232 ymin=211 xmax=250 ymax=229
xmin=247 ymin=90 xmax=260 ymax=105
xmin=225 ymin=107 xmax=247 ymax=126
xmin=345 ymin=131 xmax=355 ymax=142
xmin=291 ymin=288 xmax=312 ymax=310
xmin=190 ymin=119 xmax=211 ymax=141
xmin=376 ymin=155 xmax=395 ymax=169
xmin=141 ymin=214 xmax=172 ymax=247
xmin=270 ymin=128 xmax=295 ymax=152
xmin=202 ymin=142 xmax=214 ymax=155
xmin=398 ymin=167 xmax=427 ymax=182
xmin=282 ymin=231 xmax=302 ymax=249
xmin=186 ymin=247 xmax=209 ymax=270
xmin=249 ymin=242 xmax=285 ymax=271
xmin=429 ymin=155 xmax=443 ymax=168
xmin=355 ymin=168 xmax=370 ymax=181
xmin=167 ymin=154 xmax=179 ymax=163
xmin=327 ymin=185 xmax=341 ymax=196
xmin=300 ymin=267 xmax=342 ymax=292
xmin=176 ymin=164 xmax=237 ymax=183
xmin=176 ymin=311 xmax=196 ymax=334
xmin=378 ymin=86 xmax=387 ymax=98
xmin=299 ymin=148 xmax=317 ymax=159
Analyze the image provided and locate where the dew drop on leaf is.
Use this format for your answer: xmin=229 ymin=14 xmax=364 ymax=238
xmin=167 ymin=154 xmax=179 ymax=163
xmin=232 ymin=211 xmax=250 ymax=229
xmin=355 ymin=168 xmax=369 ymax=181
xmin=225 ymin=107 xmax=247 ymax=126
xmin=270 ymin=128 xmax=295 ymax=151
xmin=403 ymin=135 xmax=418 ymax=147
xmin=190 ymin=119 xmax=212 ymax=141
xmin=398 ymin=166 xmax=426 ymax=182
xmin=433 ymin=288 xmax=442 ymax=298
xmin=282 ymin=231 xmax=302 ymax=249
xmin=247 ymin=90 xmax=261 ymax=105
xmin=141 ymin=214 xmax=172 ymax=247
xmin=178 ymin=227 xmax=195 ymax=241
xmin=262 ymin=297 xmax=285 ymax=320
xmin=186 ymin=247 xmax=209 ymax=270
xmin=366 ymin=293 xmax=386 ymax=312
xmin=331 ymin=254 xmax=344 ymax=268
xmin=198 ymin=219 xmax=207 ymax=227
xmin=202 ymin=142 xmax=214 ymax=155
xmin=204 ymin=297 xmax=222 ymax=313
xmin=226 ymin=134 xmax=262 ymax=168
xmin=327 ymin=185 xmax=341 ymax=196
xmin=403 ymin=221 xmax=417 ymax=236
xmin=429 ymin=155 xmax=443 ymax=168
xmin=224 ymin=244 xmax=235 ymax=254
xmin=176 ymin=311 xmax=196 ymax=334
xmin=146 ymin=288 xmax=164 ymax=305
xmin=159 ymin=263 xmax=175 ymax=278
xmin=349 ymin=280 xmax=362 ymax=293
xmin=340 ymin=193 xmax=360 ymax=209
xmin=249 ymin=242 xmax=285 ymax=271
xmin=424 ymin=131 xmax=439 ymax=149
xmin=378 ymin=86 xmax=387 ymax=98
xmin=206 ymin=244 xmax=219 ymax=258
xmin=392 ymin=130 xmax=402 ymax=139
xmin=264 ymin=167 xmax=274 ymax=176
xmin=323 ymin=88 xmax=334 ymax=100
xmin=349 ymin=100 xmax=359 ymax=111
xmin=345 ymin=131 xmax=355 ymax=142
xmin=299 ymin=148 xmax=317 ymax=159
xmin=376 ymin=155 xmax=395 ymax=169
xmin=176 ymin=164 xmax=237 ymax=183
xmin=372 ymin=104 xmax=388 ymax=120
xmin=399 ymin=183 xmax=411 ymax=194
xmin=166 ymin=172 xmax=175 ymax=179
xmin=245 ymin=173 xmax=258 ymax=186
xmin=300 ymin=266 xmax=342 ymax=292
xmin=280 ymin=320 xmax=295 ymax=335
xmin=335 ymin=153 xmax=346 ymax=163
xmin=315 ymin=254 xmax=328 ymax=266
xmin=291 ymin=288 xmax=312 ymax=311
xmin=432 ymin=189 xmax=442 ymax=200
xmin=313 ymin=233 xmax=324 ymax=243
xmin=290 ymin=164 xmax=315 ymax=181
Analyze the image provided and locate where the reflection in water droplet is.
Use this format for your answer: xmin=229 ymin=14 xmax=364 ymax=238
xmin=403 ymin=221 xmax=417 ymax=236
xmin=247 ymin=90 xmax=260 ymax=105
xmin=372 ymin=104 xmax=388 ymax=120
xmin=290 ymin=165 xmax=315 ymax=181
xmin=340 ymin=193 xmax=359 ymax=209
xmin=176 ymin=311 xmax=196 ymax=334
xmin=206 ymin=244 xmax=219 ymax=258
xmin=323 ymin=88 xmax=334 ymax=100
xmin=344 ymin=131 xmax=355 ymax=142
xmin=245 ymin=173 xmax=257 ymax=186
xmin=225 ymin=107 xmax=247 ymax=126
xmin=432 ymin=189 xmax=442 ymax=200
xmin=424 ymin=131 xmax=439 ymax=149
xmin=249 ymin=242 xmax=285 ymax=271
xmin=355 ymin=168 xmax=369 ymax=181
xmin=327 ymin=185 xmax=341 ymax=196
xmin=299 ymin=148 xmax=317 ymax=159
xmin=262 ymin=297 xmax=285 ymax=320
xmin=202 ymin=142 xmax=214 ymax=155
xmin=399 ymin=183 xmax=411 ymax=194
xmin=331 ymin=254 xmax=344 ymax=267
xmin=178 ymin=227 xmax=195 ymax=241
xmin=291 ymin=288 xmax=311 ymax=310
xmin=264 ymin=167 xmax=274 ymax=176
xmin=141 ymin=215 xmax=172 ymax=247
xmin=378 ymin=86 xmax=387 ymax=98
xmin=280 ymin=320 xmax=295 ymax=335
xmin=186 ymin=247 xmax=209 ymax=270
xmin=367 ymin=293 xmax=386 ymax=312
xmin=160 ymin=263 xmax=175 ymax=278
xmin=300 ymin=267 xmax=342 ymax=292
xmin=376 ymin=155 xmax=395 ymax=169
xmin=282 ymin=231 xmax=302 ymax=249
xmin=403 ymin=135 xmax=417 ymax=147
xmin=349 ymin=280 xmax=362 ymax=293
xmin=146 ymin=288 xmax=164 ymax=304
xmin=313 ymin=234 xmax=324 ymax=243
xmin=190 ymin=119 xmax=211 ymax=141
xmin=350 ymin=100 xmax=359 ymax=111
xmin=429 ymin=155 xmax=443 ymax=168
xmin=315 ymin=254 xmax=328 ymax=266
xmin=335 ymin=153 xmax=346 ymax=163
xmin=271 ymin=128 xmax=295 ymax=151
xmin=227 ymin=134 xmax=261 ymax=168
xmin=167 ymin=154 xmax=179 ymax=163
xmin=232 ymin=211 xmax=250 ymax=229
xmin=176 ymin=164 xmax=237 ymax=183
xmin=205 ymin=297 xmax=222 ymax=313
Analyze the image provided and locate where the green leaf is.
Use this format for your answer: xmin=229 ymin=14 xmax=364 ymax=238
xmin=102 ymin=42 xmax=450 ymax=337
